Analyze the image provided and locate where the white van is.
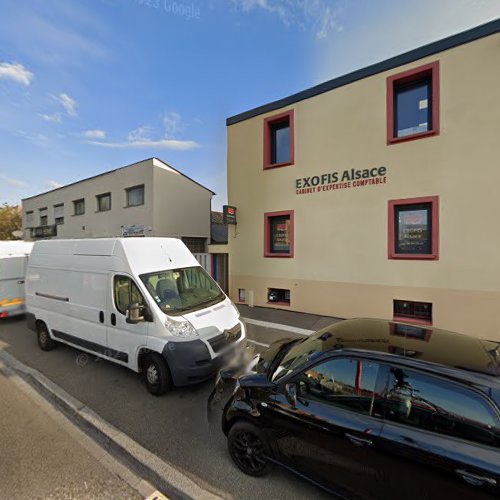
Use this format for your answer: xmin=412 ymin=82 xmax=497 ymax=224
xmin=0 ymin=241 xmax=33 ymax=318
xmin=25 ymin=238 xmax=246 ymax=395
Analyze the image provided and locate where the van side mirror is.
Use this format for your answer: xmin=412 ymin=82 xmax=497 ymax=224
xmin=126 ymin=302 xmax=144 ymax=324
xmin=285 ymin=383 xmax=297 ymax=406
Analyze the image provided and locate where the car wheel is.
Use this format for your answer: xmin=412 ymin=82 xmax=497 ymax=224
xmin=143 ymin=353 xmax=171 ymax=396
xmin=228 ymin=421 xmax=270 ymax=476
xmin=37 ymin=322 xmax=56 ymax=351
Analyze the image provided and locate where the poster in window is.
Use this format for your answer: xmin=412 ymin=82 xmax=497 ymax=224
xmin=270 ymin=216 xmax=290 ymax=253
xmin=395 ymin=205 xmax=432 ymax=254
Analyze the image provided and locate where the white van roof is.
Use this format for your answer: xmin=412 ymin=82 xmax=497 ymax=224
xmin=0 ymin=241 xmax=33 ymax=257
xmin=31 ymin=238 xmax=200 ymax=275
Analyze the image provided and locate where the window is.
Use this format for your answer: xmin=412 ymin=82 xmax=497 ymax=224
xmin=385 ymin=368 xmax=500 ymax=448
xmin=53 ymin=204 xmax=64 ymax=225
xmin=387 ymin=61 xmax=439 ymax=144
xmin=25 ymin=211 xmax=34 ymax=227
xmin=264 ymin=210 xmax=294 ymax=258
xmin=238 ymin=289 xmax=246 ymax=303
xmin=181 ymin=237 xmax=207 ymax=253
xmin=96 ymin=193 xmax=111 ymax=212
xmin=73 ymin=199 xmax=85 ymax=216
xmin=268 ymin=288 xmax=290 ymax=305
xmin=394 ymin=300 xmax=432 ymax=325
xmin=388 ymin=196 xmax=439 ymax=259
xmin=263 ymin=110 xmax=294 ymax=168
xmin=113 ymin=276 xmax=146 ymax=315
xmin=39 ymin=207 xmax=48 ymax=226
xmin=126 ymin=185 xmax=145 ymax=207
xmin=297 ymin=358 xmax=383 ymax=417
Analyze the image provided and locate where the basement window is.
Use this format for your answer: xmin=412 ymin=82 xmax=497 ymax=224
xmin=267 ymin=288 xmax=290 ymax=305
xmin=394 ymin=299 xmax=432 ymax=325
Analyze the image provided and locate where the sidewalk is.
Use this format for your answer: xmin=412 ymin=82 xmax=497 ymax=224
xmin=236 ymin=304 xmax=342 ymax=332
xmin=0 ymin=367 xmax=143 ymax=500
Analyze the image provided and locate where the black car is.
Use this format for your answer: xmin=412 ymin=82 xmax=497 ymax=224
xmin=218 ymin=318 xmax=500 ymax=499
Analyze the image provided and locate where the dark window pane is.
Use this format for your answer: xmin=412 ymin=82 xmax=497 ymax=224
xmin=385 ymin=368 xmax=500 ymax=447
xmin=395 ymin=79 xmax=431 ymax=138
xmin=127 ymin=186 xmax=144 ymax=206
xmin=394 ymin=300 xmax=432 ymax=322
xmin=74 ymin=199 xmax=85 ymax=215
xmin=297 ymin=358 xmax=381 ymax=416
xmin=395 ymin=203 xmax=432 ymax=254
xmin=114 ymin=276 xmax=131 ymax=314
xmin=97 ymin=194 xmax=111 ymax=212
xmin=269 ymin=215 xmax=290 ymax=254
xmin=271 ymin=121 xmax=290 ymax=164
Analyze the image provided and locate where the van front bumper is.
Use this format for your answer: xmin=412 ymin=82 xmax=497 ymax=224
xmin=162 ymin=336 xmax=247 ymax=387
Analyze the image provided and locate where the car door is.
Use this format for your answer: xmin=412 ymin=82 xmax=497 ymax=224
xmin=262 ymin=356 xmax=388 ymax=499
xmin=107 ymin=274 xmax=149 ymax=366
xmin=377 ymin=366 xmax=500 ymax=500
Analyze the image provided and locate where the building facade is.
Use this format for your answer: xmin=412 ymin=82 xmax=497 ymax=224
xmin=226 ymin=20 xmax=500 ymax=339
xmin=22 ymin=158 xmax=214 ymax=253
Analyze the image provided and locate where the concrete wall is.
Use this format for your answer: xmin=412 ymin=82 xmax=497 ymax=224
xmin=227 ymin=32 xmax=500 ymax=339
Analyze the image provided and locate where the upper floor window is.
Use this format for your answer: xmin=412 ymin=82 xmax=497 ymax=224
xmin=387 ymin=62 xmax=439 ymax=144
xmin=263 ymin=110 xmax=294 ymax=169
xmin=53 ymin=204 xmax=64 ymax=225
xmin=126 ymin=185 xmax=145 ymax=207
xmin=388 ymin=196 xmax=439 ymax=260
xmin=297 ymin=358 xmax=383 ymax=417
xmin=39 ymin=207 xmax=48 ymax=226
xmin=264 ymin=210 xmax=294 ymax=258
xmin=96 ymin=193 xmax=111 ymax=212
xmin=73 ymin=199 xmax=85 ymax=216
xmin=25 ymin=211 xmax=34 ymax=227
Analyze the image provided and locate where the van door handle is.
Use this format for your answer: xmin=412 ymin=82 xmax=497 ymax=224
xmin=455 ymin=469 xmax=497 ymax=488
xmin=17 ymin=280 xmax=25 ymax=284
xmin=99 ymin=311 xmax=104 ymax=323
xmin=346 ymin=433 xmax=373 ymax=447
xmin=111 ymin=313 xmax=116 ymax=326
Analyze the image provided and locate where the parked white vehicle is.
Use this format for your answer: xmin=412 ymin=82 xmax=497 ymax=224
xmin=25 ymin=238 xmax=246 ymax=395
xmin=0 ymin=241 xmax=33 ymax=318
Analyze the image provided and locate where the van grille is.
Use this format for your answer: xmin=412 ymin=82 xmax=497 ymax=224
xmin=208 ymin=324 xmax=241 ymax=353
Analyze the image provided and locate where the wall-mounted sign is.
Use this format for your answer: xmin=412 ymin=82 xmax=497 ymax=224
xmin=121 ymin=224 xmax=151 ymax=237
xmin=223 ymin=205 xmax=237 ymax=225
xmin=296 ymin=166 xmax=388 ymax=195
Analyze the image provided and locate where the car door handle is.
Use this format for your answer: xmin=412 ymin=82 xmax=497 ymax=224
xmin=99 ymin=311 xmax=104 ymax=324
xmin=17 ymin=280 xmax=25 ymax=284
xmin=455 ymin=469 xmax=497 ymax=488
xmin=346 ymin=433 xmax=373 ymax=447
xmin=111 ymin=313 xmax=116 ymax=326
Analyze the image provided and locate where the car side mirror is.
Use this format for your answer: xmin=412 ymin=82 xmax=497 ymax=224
xmin=285 ymin=383 xmax=297 ymax=406
xmin=126 ymin=302 xmax=144 ymax=324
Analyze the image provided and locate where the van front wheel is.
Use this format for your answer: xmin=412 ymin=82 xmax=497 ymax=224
xmin=143 ymin=353 xmax=171 ymax=396
xmin=37 ymin=323 xmax=56 ymax=351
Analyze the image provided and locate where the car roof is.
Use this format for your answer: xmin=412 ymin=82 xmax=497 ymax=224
xmin=313 ymin=318 xmax=500 ymax=385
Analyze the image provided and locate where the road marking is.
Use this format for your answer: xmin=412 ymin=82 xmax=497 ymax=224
xmin=247 ymin=339 xmax=270 ymax=348
xmin=242 ymin=317 xmax=314 ymax=336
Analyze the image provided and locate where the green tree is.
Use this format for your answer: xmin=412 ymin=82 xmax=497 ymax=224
xmin=0 ymin=203 xmax=22 ymax=240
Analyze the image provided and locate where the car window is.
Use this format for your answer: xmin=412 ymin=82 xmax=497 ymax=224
xmin=385 ymin=367 xmax=500 ymax=448
xmin=114 ymin=275 xmax=145 ymax=315
xmin=297 ymin=358 xmax=383 ymax=417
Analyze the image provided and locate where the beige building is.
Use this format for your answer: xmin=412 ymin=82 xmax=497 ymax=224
xmin=22 ymin=158 xmax=214 ymax=253
xmin=226 ymin=19 xmax=500 ymax=339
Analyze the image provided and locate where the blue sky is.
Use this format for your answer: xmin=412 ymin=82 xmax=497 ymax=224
xmin=1 ymin=0 xmax=499 ymax=209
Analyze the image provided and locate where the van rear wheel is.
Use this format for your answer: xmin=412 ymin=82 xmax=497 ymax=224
xmin=143 ymin=353 xmax=171 ymax=396
xmin=37 ymin=323 xmax=56 ymax=351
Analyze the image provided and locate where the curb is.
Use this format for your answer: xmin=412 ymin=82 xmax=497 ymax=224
xmin=241 ymin=317 xmax=315 ymax=336
xmin=0 ymin=349 xmax=223 ymax=500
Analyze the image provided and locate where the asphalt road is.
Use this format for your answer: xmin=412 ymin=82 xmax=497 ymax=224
xmin=0 ymin=317 xmax=329 ymax=500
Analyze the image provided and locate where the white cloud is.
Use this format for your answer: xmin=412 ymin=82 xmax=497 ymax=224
xmin=53 ymin=92 xmax=78 ymax=116
xmin=163 ymin=111 xmax=185 ymax=138
xmin=41 ymin=112 xmax=62 ymax=123
xmin=0 ymin=174 xmax=27 ymax=188
xmin=46 ymin=180 xmax=63 ymax=189
xmin=84 ymin=138 xmax=200 ymax=150
xmin=0 ymin=61 xmax=34 ymax=85
xmin=127 ymin=126 xmax=154 ymax=142
xmin=82 ymin=129 xmax=106 ymax=139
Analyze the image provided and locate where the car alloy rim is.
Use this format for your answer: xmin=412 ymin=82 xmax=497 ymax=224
xmin=40 ymin=330 xmax=47 ymax=344
xmin=146 ymin=364 xmax=159 ymax=385
xmin=232 ymin=431 xmax=266 ymax=473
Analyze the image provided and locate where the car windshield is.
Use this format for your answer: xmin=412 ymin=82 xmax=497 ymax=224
xmin=140 ymin=266 xmax=224 ymax=315
xmin=272 ymin=330 xmax=336 ymax=381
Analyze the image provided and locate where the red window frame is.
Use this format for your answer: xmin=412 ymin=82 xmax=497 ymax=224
xmin=387 ymin=61 xmax=439 ymax=145
xmin=263 ymin=110 xmax=294 ymax=169
xmin=388 ymin=196 xmax=439 ymax=260
xmin=393 ymin=299 xmax=433 ymax=326
xmin=264 ymin=210 xmax=294 ymax=258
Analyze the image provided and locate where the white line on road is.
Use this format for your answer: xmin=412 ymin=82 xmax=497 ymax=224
xmin=247 ymin=339 xmax=270 ymax=348
xmin=242 ymin=317 xmax=314 ymax=336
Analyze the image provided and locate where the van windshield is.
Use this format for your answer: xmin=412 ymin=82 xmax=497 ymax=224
xmin=140 ymin=266 xmax=224 ymax=315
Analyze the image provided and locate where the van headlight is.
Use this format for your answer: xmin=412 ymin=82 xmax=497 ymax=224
xmin=165 ymin=317 xmax=198 ymax=337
